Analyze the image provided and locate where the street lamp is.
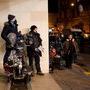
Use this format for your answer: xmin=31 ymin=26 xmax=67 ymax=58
xmin=70 ymin=3 xmax=75 ymax=18
xmin=70 ymin=3 xmax=75 ymax=7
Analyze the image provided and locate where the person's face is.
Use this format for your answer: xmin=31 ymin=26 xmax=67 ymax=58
xmin=59 ymin=24 xmax=64 ymax=31
xmin=11 ymin=18 xmax=16 ymax=23
xmin=68 ymin=35 xmax=73 ymax=39
xmin=34 ymin=28 xmax=37 ymax=32
xmin=19 ymin=31 xmax=21 ymax=34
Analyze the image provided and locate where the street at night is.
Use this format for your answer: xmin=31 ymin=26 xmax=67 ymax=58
xmin=51 ymin=54 xmax=90 ymax=90
xmin=49 ymin=0 xmax=90 ymax=90
xmin=0 ymin=0 xmax=90 ymax=90
xmin=0 ymin=53 xmax=90 ymax=90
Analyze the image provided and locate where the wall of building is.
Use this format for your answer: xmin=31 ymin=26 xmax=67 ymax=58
xmin=67 ymin=15 xmax=90 ymax=33
xmin=0 ymin=0 xmax=49 ymax=73
xmin=49 ymin=12 xmax=90 ymax=33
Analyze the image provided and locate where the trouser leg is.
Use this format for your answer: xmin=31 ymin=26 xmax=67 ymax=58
xmin=66 ymin=55 xmax=73 ymax=68
xmin=3 ymin=48 xmax=12 ymax=72
xmin=28 ymin=56 xmax=33 ymax=70
xmin=34 ymin=53 xmax=41 ymax=73
xmin=27 ymin=47 xmax=34 ymax=71
xmin=3 ymin=48 xmax=11 ymax=64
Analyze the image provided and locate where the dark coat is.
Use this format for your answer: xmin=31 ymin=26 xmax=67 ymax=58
xmin=26 ymin=31 xmax=42 ymax=56
xmin=26 ymin=31 xmax=42 ymax=48
xmin=63 ymin=39 xmax=79 ymax=56
xmin=1 ymin=21 xmax=18 ymax=48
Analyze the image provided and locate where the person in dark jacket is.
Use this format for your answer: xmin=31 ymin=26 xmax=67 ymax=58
xmin=63 ymin=34 xmax=79 ymax=69
xmin=26 ymin=25 xmax=44 ymax=75
xmin=1 ymin=14 xmax=18 ymax=66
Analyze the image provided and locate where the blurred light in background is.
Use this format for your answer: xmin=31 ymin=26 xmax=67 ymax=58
xmin=84 ymin=34 xmax=89 ymax=38
xmin=70 ymin=3 xmax=75 ymax=7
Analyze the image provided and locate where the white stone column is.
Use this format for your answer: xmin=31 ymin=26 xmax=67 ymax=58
xmin=0 ymin=0 xmax=49 ymax=73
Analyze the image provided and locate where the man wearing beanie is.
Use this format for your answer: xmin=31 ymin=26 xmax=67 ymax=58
xmin=1 ymin=14 xmax=18 ymax=70
xmin=8 ymin=14 xmax=15 ymax=21
xmin=26 ymin=25 xmax=44 ymax=76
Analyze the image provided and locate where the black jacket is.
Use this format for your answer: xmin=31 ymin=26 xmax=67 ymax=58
xmin=26 ymin=31 xmax=42 ymax=56
xmin=1 ymin=21 xmax=18 ymax=47
xmin=26 ymin=31 xmax=42 ymax=48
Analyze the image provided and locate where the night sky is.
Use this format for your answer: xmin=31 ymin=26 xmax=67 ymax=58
xmin=48 ymin=0 xmax=58 ymax=13
xmin=48 ymin=0 xmax=90 ymax=13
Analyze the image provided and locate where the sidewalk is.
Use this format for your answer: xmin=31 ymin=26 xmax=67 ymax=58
xmin=51 ymin=64 xmax=90 ymax=90
xmin=77 ymin=53 xmax=90 ymax=75
xmin=31 ymin=74 xmax=62 ymax=90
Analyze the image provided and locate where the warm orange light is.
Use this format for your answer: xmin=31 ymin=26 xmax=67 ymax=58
xmin=84 ymin=34 xmax=89 ymax=38
xmin=70 ymin=3 xmax=75 ymax=7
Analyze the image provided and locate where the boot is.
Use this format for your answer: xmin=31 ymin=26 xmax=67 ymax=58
xmin=37 ymin=72 xmax=44 ymax=75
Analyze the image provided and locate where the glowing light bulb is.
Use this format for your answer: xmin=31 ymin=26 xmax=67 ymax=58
xmin=71 ymin=3 xmax=75 ymax=7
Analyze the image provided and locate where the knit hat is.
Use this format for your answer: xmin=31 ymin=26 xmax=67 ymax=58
xmin=8 ymin=14 xmax=15 ymax=21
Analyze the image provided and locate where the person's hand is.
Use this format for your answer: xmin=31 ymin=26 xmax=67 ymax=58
xmin=35 ymin=48 xmax=39 ymax=51
xmin=38 ymin=46 xmax=44 ymax=53
xmin=29 ymin=41 xmax=33 ymax=45
xmin=4 ymin=63 xmax=8 ymax=66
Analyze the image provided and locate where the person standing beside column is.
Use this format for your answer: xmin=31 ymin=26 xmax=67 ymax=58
xmin=26 ymin=25 xmax=44 ymax=75
xmin=1 ymin=14 xmax=18 ymax=71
